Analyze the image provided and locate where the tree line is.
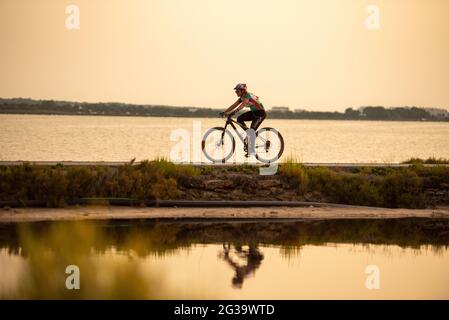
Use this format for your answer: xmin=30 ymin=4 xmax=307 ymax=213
xmin=0 ymin=98 xmax=446 ymax=121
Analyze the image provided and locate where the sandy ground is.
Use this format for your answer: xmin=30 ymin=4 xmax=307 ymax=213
xmin=1 ymin=205 xmax=449 ymax=223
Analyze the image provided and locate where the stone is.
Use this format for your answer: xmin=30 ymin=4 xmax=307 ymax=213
xmin=258 ymin=179 xmax=282 ymax=188
xmin=204 ymin=179 xmax=233 ymax=190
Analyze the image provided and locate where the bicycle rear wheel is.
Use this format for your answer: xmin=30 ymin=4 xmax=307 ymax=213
xmin=254 ymin=127 xmax=284 ymax=163
xmin=202 ymin=127 xmax=235 ymax=163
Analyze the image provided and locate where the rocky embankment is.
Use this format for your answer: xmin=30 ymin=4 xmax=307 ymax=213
xmin=178 ymin=166 xmax=449 ymax=208
xmin=1 ymin=161 xmax=448 ymax=209
xmin=180 ymin=173 xmax=316 ymax=201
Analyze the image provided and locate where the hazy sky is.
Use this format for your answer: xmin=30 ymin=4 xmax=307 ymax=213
xmin=1 ymin=0 xmax=448 ymax=111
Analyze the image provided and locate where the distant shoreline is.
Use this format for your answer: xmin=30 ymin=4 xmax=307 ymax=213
xmin=1 ymin=111 xmax=449 ymax=122
xmin=1 ymin=98 xmax=448 ymax=121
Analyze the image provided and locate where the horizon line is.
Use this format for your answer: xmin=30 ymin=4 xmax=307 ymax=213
xmin=1 ymin=96 xmax=448 ymax=113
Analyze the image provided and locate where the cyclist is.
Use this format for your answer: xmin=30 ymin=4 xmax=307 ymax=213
xmin=220 ymin=84 xmax=267 ymax=156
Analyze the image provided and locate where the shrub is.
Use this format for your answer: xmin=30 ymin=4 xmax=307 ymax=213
xmin=280 ymin=160 xmax=309 ymax=194
xmin=380 ymin=169 xmax=425 ymax=208
xmin=0 ymin=159 xmax=192 ymax=207
xmin=410 ymin=165 xmax=449 ymax=189
xmin=330 ymin=175 xmax=382 ymax=207
xmin=306 ymin=167 xmax=335 ymax=194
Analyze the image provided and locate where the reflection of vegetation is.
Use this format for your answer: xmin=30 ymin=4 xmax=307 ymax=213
xmin=8 ymin=221 xmax=165 ymax=299
xmin=1 ymin=218 xmax=448 ymax=257
xmin=280 ymin=163 xmax=449 ymax=208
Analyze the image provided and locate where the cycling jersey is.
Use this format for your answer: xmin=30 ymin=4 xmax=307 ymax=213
xmin=239 ymin=92 xmax=265 ymax=112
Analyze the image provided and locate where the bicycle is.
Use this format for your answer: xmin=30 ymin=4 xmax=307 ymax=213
xmin=201 ymin=112 xmax=284 ymax=163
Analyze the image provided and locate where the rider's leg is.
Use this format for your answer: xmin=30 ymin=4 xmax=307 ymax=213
xmin=247 ymin=110 xmax=266 ymax=155
xmin=250 ymin=110 xmax=266 ymax=131
xmin=237 ymin=111 xmax=253 ymax=129
xmin=237 ymin=111 xmax=254 ymax=153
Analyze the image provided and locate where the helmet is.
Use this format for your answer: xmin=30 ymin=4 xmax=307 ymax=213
xmin=233 ymin=83 xmax=247 ymax=91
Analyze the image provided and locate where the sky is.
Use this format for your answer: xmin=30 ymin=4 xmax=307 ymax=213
xmin=1 ymin=0 xmax=448 ymax=111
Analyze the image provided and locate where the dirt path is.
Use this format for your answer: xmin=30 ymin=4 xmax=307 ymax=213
xmin=1 ymin=161 xmax=448 ymax=167
xmin=1 ymin=205 xmax=449 ymax=223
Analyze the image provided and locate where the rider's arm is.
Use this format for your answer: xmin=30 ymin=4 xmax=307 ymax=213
xmin=234 ymin=97 xmax=249 ymax=113
xmin=223 ymin=99 xmax=242 ymax=114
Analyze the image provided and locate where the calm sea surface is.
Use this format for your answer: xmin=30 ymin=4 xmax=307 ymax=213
xmin=1 ymin=114 xmax=448 ymax=162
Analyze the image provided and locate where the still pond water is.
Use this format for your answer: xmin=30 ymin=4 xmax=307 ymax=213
xmin=0 ymin=219 xmax=448 ymax=299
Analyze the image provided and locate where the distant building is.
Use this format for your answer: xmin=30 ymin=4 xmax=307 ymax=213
xmin=294 ymin=108 xmax=306 ymax=113
xmin=271 ymin=106 xmax=290 ymax=112
xmin=188 ymin=108 xmax=198 ymax=113
xmin=424 ymin=108 xmax=449 ymax=119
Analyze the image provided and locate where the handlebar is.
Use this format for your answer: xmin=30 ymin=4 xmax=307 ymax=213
xmin=219 ymin=111 xmax=237 ymax=118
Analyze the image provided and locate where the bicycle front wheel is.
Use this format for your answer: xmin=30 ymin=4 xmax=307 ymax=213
xmin=202 ymin=127 xmax=235 ymax=163
xmin=254 ymin=127 xmax=284 ymax=163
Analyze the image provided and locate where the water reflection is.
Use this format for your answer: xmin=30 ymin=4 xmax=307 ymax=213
xmin=220 ymin=243 xmax=264 ymax=289
xmin=9 ymin=222 xmax=165 ymax=299
xmin=0 ymin=218 xmax=448 ymax=299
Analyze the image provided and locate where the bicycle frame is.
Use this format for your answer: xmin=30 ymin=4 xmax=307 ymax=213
xmin=203 ymin=115 xmax=283 ymax=163
xmin=222 ymin=116 xmax=268 ymax=147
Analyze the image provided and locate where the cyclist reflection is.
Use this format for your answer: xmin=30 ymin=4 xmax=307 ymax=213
xmin=219 ymin=243 xmax=264 ymax=289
